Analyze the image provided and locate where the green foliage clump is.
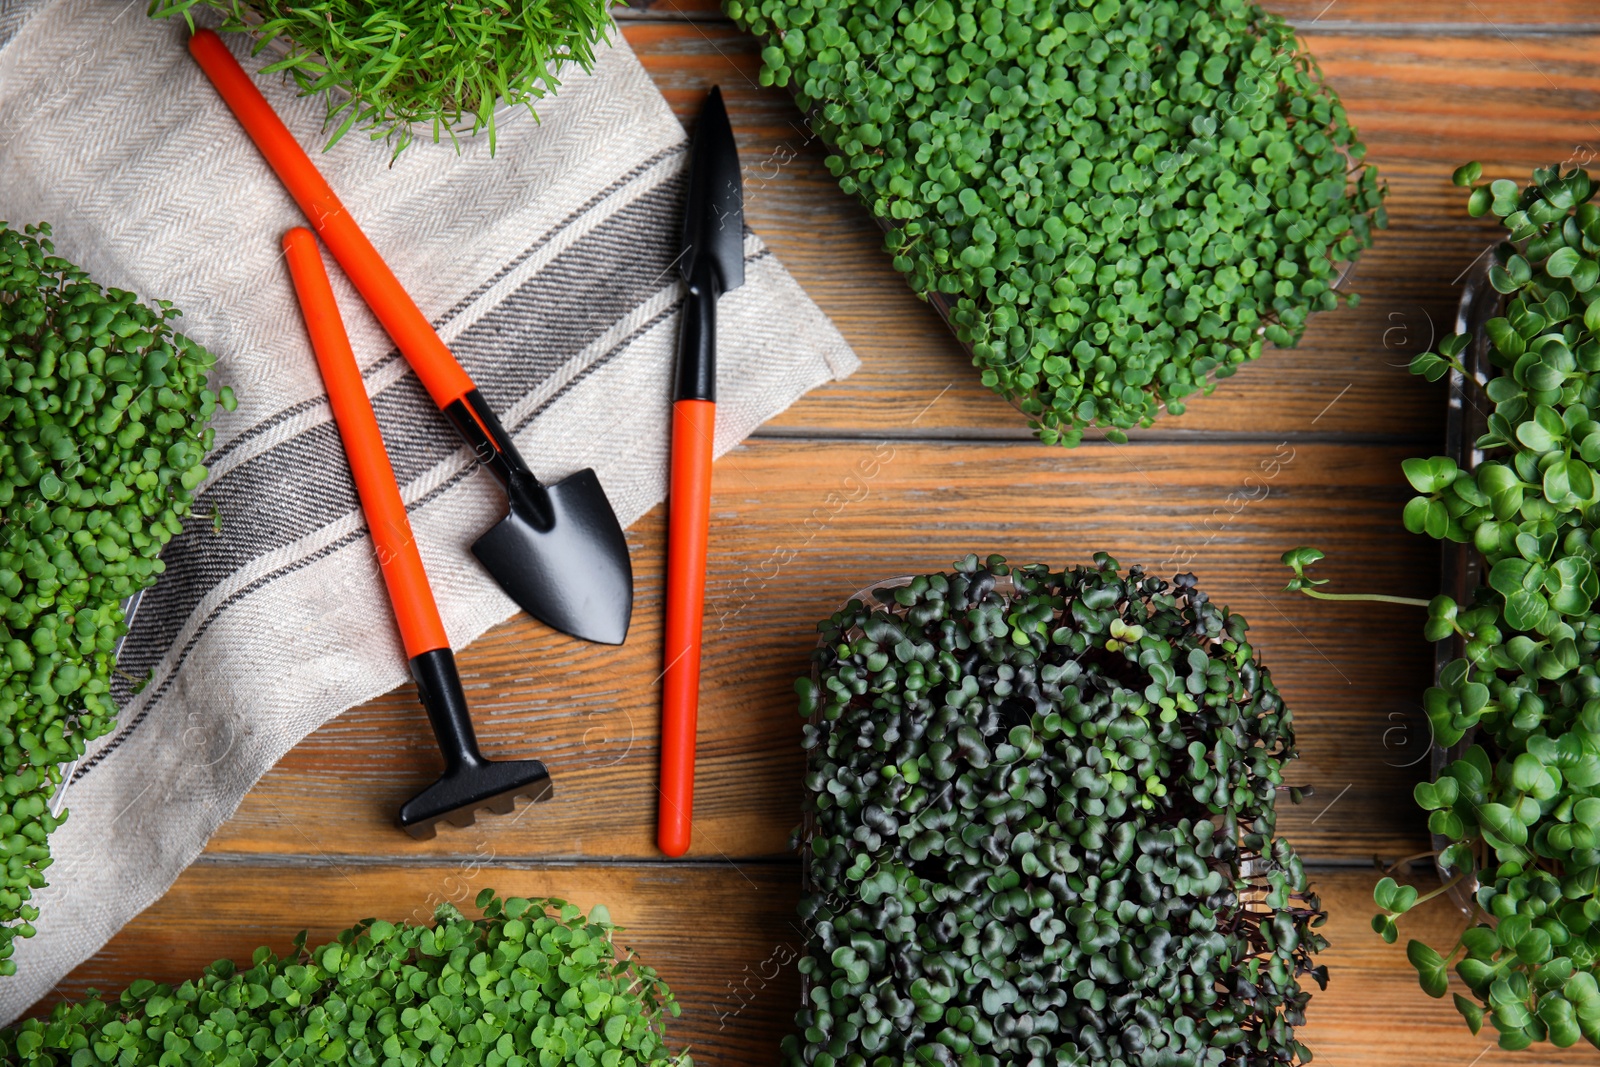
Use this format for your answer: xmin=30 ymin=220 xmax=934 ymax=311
xmin=0 ymin=890 xmax=689 ymax=1066
xmin=150 ymin=0 xmax=615 ymax=157
xmin=0 ymin=222 xmax=231 ymax=975
xmin=1281 ymin=161 xmax=1600 ymax=1052
xmin=789 ymin=554 xmax=1326 ymax=1066
xmin=727 ymin=0 xmax=1385 ymax=446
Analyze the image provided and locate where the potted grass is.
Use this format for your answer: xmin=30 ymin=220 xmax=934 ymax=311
xmin=1280 ymin=162 xmax=1600 ymax=1051
xmin=788 ymin=554 xmax=1326 ymax=1065
xmin=148 ymin=0 xmax=616 ymax=157
xmin=726 ymin=0 xmax=1386 ymax=446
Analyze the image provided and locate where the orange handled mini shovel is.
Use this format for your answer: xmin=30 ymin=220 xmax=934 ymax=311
xmin=658 ymin=88 xmax=744 ymax=857
xmin=283 ymin=227 xmax=552 ymax=838
xmin=191 ymin=29 xmax=632 ymax=648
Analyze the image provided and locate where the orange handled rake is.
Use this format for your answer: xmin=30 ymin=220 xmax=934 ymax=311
xmin=283 ymin=227 xmax=553 ymax=838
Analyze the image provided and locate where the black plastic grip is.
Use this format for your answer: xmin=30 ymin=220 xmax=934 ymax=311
xmin=443 ymin=390 xmax=539 ymax=490
xmin=399 ymin=647 xmax=554 ymax=838
xmin=409 ymin=648 xmax=485 ymax=774
xmin=443 ymin=390 xmax=555 ymax=531
xmin=675 ymin=267 xmax=718 ymax=403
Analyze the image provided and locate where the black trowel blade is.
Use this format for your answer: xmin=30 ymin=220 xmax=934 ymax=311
xmin=681 ymin=86 xmax=745 ymax=294
xmin=471 ymin=468 xmax=634 ymax=645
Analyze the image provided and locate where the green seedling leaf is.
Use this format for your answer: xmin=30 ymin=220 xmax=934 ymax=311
xmin=1548 ymin=247 xmax=1582 ymax=278
xmin=1404 ymin=456 xmax=1459 ymax=494
xmin=1479 ymin=802 xmax=1530 ymax=849
xmin=1455 ymin=993 xmax=1486 ymax=1033
xmin=1408 ymin=940 xmax=1450 ymax=998
xmin=1512 ymin=752 xmax=1546 ymax=791
xmin=1517 ymin=406 xmax=1565 ymax=452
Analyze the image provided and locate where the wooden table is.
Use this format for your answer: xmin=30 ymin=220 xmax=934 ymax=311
xmin=39 ymin=4 xmax=1600 ymax=1064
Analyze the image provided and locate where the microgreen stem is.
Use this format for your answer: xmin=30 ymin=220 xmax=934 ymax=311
xmin=1410 ymin=870 xmax=1470 ymax=910
xmin=1383 ymin=850 xmax=1444 ymax=874
xmin=1297 ymin=589 xmax=1433 ymax=608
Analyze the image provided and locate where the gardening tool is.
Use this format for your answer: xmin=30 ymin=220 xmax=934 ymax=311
xmin=283 ymin=226 xmax=553 ymax=838
xmin=189 ymin=29 xmax=632 ymax=646
xmin=658 ymin=86 xmax=744 ymax=857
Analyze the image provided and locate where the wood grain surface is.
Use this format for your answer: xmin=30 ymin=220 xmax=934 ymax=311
xmin=40 ymin=866 xmax=1600 ymax=1067
xmin=36 ymin=4 xmax=1600 ymax=1064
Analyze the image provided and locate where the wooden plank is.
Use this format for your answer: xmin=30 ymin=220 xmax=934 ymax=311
xmin=200 ymin=439 xmax=1439 ymax=865
xmin=618 ymin=20 xmax=1600 ymax=440
xmin=1300 ymin=32 xmax=1600 ymax=166
xmin=37 ymin=864 xmax=1599 ymax=1066
xmin=1277 ymin=3 xmax=1600 ymax=25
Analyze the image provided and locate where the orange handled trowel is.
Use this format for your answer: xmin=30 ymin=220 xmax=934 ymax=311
xmin=191 ymin=30 xmax=632 ymax=647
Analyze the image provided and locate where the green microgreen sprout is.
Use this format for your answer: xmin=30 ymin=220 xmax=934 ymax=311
xmin=727 ymin=0 xmax=1386 ymax=446
xmin=788 ymin=553 xmax=1326 ymax=1066
xmin=1281 ymin=546 xmax=1436 ymax=610
xmin=149 ymin=0 xmax=617 ymax=158
xmin=1276 ymin=159 xmax=1600 ymax=1053
xmin=0 ymin=222 xmax=232 ymax=976
xmin=0 ymin=889 xmax=690 ymax=1066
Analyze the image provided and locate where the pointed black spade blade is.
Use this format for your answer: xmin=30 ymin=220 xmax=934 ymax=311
xmin=681 ymin=86 xmax=745 ymax=298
